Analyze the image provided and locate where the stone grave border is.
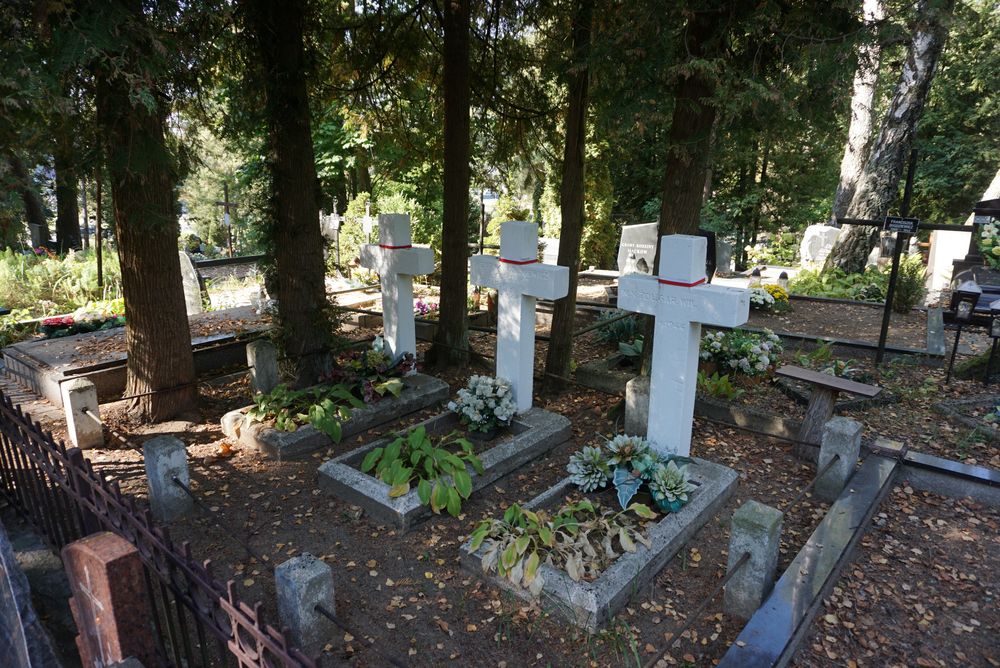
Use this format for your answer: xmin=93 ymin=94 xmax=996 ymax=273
xmin=931 ymin=395 xmax=1000 ymax=442
xmin=317 ymin=408 xmax=571 ymax=531
xmin=460 ymin=457 xmax=738 ymax=632
xmin=221 ymin=373 xmax=449 ymax=460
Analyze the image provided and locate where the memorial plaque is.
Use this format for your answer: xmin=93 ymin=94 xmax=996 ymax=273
xmin=616 ymin=223 xmax=658 ymax=274
xmin=884 ymin=216 xmax=919 ymax=235
xmin=62 ymin=532 xmax=161 ymax=668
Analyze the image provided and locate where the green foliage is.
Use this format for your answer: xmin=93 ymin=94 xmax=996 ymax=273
xmin=0 ymin=309 xmax=33 ymax=348
xmin=618 ymin=338 xmax=644 ymax=362
xmin=892 ymin=254 xmax=926 ymax=313
xmin=795 ymin=340 xmax=835 ymax=368
xmin=745 ymin=231 xmax=800 ymax=265
xmin=594 ymin=310 xmax=640 ymax=348
xmin=0 ymin=248 xmax=122 ymax=317
xmin=360 ymin=425 xmax=484 ymax=516
xmin=789 ymin=267 xmax=887 ymax=301
xmin=486 ymin=195 xmax=532 ymax=246
xmin=696 ymin=372 xmax=745 ymax=400
xmin=469 ymin=499 xmax=655 ymax=596
xmin=247 ymin=383 xmax=364 ymax=442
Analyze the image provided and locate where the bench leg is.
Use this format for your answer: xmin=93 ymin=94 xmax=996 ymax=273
xmin=795 ymin=388 xmax=839 ymax=460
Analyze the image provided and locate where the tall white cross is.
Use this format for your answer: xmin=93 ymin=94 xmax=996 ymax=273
xmin=360 ymin=214 xmax=434 ymax=361
xmin=471 ymin=221 xmax=568 ymax=413
xmin=618 ymin=235 xmax=750 ymax=457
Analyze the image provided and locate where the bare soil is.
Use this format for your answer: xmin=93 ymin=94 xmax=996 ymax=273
xmin=748 ymin=300 xmax=929 ymax=350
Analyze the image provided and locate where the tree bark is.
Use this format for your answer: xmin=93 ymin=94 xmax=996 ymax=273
xmin=54 ymin=139 xmax=81 ymax=253
xmin=89 ymin=0 xmax=197 ymax=421
xmin=8 ymin=154 xmax=48 ymax=247
xmin=543 ymin=0 xmax=594 ymax=393
xmin=831 ymin=0 xmax=885 ymax=221
xmin=430 ymin=0 xmax=472 ymax=368
xmin=826 ymin=0 xmax=954 ymax=273
xmin=245 ymin=0 xmax=332 ymax=384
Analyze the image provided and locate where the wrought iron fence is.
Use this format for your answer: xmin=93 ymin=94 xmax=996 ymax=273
xmin=0 ymin=389 xmax=314 ymax=667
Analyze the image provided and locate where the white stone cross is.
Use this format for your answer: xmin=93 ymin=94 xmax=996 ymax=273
xmin=360 ymin=214 xmax=434 ymax=361
xmin=471 ymin=221 xmax=569 ymax=413
xmin=618 ymin=235 xmax=750 ymax=457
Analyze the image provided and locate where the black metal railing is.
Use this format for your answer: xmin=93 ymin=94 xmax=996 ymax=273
xmin=0 ymin=389 xmax=314 ymax=667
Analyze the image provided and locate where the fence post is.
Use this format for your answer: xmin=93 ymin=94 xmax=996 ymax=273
xmin=61 ymin=379 xmax=103 ymax=449
xmin=142 ymin=436 xmax=192 ymax=522
xmin=724 ymin=500 xmax=783 ymax=619
xmin=815 ymin=417 xmax=862 ymax=502
xmin=276 ymin=553 xmax=336 ymax=657
xmin=66 ymin=448 xmax=101 ymax=537
xmin=246 ymin=339 xmax=279 ymax=395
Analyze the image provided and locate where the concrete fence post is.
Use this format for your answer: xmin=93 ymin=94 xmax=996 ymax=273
xmin=724 ymin=500 xmax=783 ymax=619
xmin=142 ymin=436 xmax=192 ymax=522
xmin=247 ymin=339 xmax=279 ymax=395
xmin=815 ymin=417 xmax=862 ymax=502
xmin=275 ymin=553 xmax=336 ymax=657
xmin=61 ymin=378 xmax=103 ymax=449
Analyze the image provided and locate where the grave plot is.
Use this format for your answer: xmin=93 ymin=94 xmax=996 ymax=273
xmin=462 ymin=235 xmax=745 ymax=631
xmin=2 ymin=305 xmax=268 ymax=405
xmin=318 ymin=221 xmax=572 ymax=529
xmin=932 ymin=394 xmax=1000 ymax=441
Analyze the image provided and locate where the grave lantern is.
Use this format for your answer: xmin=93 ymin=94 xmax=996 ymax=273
xmin=946 ymin=279 xmax=982 ymax=383
xmin=778 ymin=271 xmax=789 ymax=291
xmin=749 ymin=267 xmax=762 ymax=287
xmin=986 ymin=298 xmax=1000 ymax=384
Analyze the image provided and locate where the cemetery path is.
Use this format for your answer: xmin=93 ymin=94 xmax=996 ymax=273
xmin=792 ymin=485 xmax=999 ymax=668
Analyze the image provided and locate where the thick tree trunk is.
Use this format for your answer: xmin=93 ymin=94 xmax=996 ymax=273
xmin=54 ymin=139 xmax=81 ymax=253
xmin=543 ymin=0 xmax=594 ymax=393
xmin=826 ymin=0 xmax=954 ymax=273
xmin=831 ymin=0 xmax=885 ymax=221
xmin=245 ymin=0 xmax=332 ymax=384
xmin=654 ymin=11 xmax=719 ymax=244
xmin=8 ymin=154 xmax=48 ymax=246
xmin=89 ymin=0 xmax=196 ymax=421
xmin=430 ymin=0 xmax=472 ymax=368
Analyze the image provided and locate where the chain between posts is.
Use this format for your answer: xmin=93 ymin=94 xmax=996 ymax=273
xmin=643 ymin=551 xmax=751 ymax=668
xmin=314 ymin=603 xmax=410 ymax=668
xmin=781 ymin=453 xmax=840 ymax=516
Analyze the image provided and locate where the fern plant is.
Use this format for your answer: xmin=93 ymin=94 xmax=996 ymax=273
xmin=696 ymin=371 xmax=745 ymax=400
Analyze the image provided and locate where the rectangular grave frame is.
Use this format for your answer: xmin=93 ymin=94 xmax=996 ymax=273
xmin=318 ymin=408 xmax=571 ymax=531
xmin=460 ymin=457 xmax=738 ymax=632
xmin=221 ymin=372 xmax=450 ymax=460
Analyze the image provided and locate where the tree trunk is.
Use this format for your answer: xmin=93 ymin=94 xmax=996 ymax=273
xmin=831 ymin=0 xmax=885 ymax=221
xmin=8 ymin=154 xmax=48 ymax=247
xmin=826 ymin=0 xmax=954 ymax=274
xmin=430 ymin=0 xmax=472 ymax=368
xmin=245 ymin=0 xmax=332 ymax=384
xmin=543 ymin=0 xmax=594 ymax=393
xmin=54 ymin=139 xmax=81 ymax=253
xmin=89 ymin=0 xmax=197 ymax=421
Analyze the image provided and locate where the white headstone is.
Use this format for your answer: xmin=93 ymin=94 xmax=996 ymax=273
xmin=360 ymin=214 xmax=434 ymax=360
xmin=471 ymin=221 xmax=569 ymax=413
xmin=178 ymin=252 xmax=203 ymax=315
xmin=618 ymin=235 xmax=750 ymax=456
xmin=799 ymin=224 xmax=843 ymax=268
xmin=539 ymin=237 xmax=560 ymax=265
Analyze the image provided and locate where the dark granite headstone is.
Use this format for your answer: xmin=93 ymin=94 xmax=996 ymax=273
xmin=616 ymin=223 xmax=658 ymax=275
xmin=62 ymin=532 xmax=161 ymax=668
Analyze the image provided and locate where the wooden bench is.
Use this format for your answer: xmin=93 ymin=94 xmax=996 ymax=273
xmin=775 ymin=365 xmax=881 ymax=448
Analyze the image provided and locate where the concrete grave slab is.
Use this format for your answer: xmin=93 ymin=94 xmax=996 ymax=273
xmin=2 ymin=306 xmax=269 ymax=405
xmin=574 ymin=354 xmax=637 ymax=395
xmin=318 ymin=408 xmax=571 ymax=531
xmin=460 ymin=457 xmax=737 ymax=632
xmin=220 ymin=373 xmax=449 ymax=460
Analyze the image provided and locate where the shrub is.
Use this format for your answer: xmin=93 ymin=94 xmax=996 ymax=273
xmin=789 ymin=267 xmax=887 ymax=302
xmin=594 ymin=310 xmax=640 ymax=347
xmin=891 ymin=254 xmax=926 ymax=313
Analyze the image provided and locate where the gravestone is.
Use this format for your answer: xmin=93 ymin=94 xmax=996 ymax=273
xmin=618 ymin=235 xmax=749 ymax=456
xmin=716 ymin=238 xmax=734 ymax=274
xmin=360 ymin=214 xmax=434 ymax=360
xmin=62 ymin=532 xmax=159 ymax=667
xmin=178 ymin=252 xmax=204 ymax=315
xmin=471 ymin=221 xmax=569 ymax=412
xmin=616 ymin=223 xmax=658 ymax=275
xmin=539 ymin=237 xmax=560 ymax=265
xmin=799 ymin=224 xmax=842 ymax=268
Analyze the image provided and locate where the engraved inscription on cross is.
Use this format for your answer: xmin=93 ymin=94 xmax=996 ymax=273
xmin=618 ymin=234 xmax=749 ymax=457
xmin=471 ymin=221 xmax=569 ymax=413
xmin=360 ymin=214 xmax=434 ymax=361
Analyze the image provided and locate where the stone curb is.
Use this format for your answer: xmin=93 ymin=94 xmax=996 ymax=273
xmin=460 ymin=457 xmax=738 ymax=632
xmin=220 ymin=373 xmax=449 ymax=460
xmin=318 ymin=408 xmax=571 ymax=531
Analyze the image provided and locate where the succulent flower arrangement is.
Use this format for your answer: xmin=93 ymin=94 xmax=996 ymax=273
xmin=700 ymin=328 xmax=782 ymax=377
xmin=979 ymin=221 xmax=1000 ymax=270
xmin=567 ymin=434 xmax=696 ymax=513
xmin=448 ymin=375 xmax=516 ymax=434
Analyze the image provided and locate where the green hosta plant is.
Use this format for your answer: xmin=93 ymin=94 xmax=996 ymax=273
xmin=468 ymin=500 xmax=656 ymax=596
xmin=647 ymin=460 xmax=696 ymax=513
xmin=360 ymin=425 xmax=484 ymax=516
xmin=697 ymin=371 xmax=744 ymax=400
xmin=247 ymin=383 xmax=364 ymax=442
xmin=618 ymin=337 xmax=644 ymax=364
xmin=594 ymin=310 xmax=640 ymax=348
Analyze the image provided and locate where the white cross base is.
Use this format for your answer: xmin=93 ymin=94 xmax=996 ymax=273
xmin=360 ymin=213 xmax=434 ymax=361
xmin=618 ymin=234 xmax=750 ymax=457
xmin=471 ymin=221 xmax=568 ymax=413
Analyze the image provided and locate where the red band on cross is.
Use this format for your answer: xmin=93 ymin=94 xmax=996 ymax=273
xmin=499 ymin=258 xmax=538 ymax=265
xmin=657 ymin=276 xmax=707 ymax=288
xmin=379 ymin=244 xmax=413 ymax=250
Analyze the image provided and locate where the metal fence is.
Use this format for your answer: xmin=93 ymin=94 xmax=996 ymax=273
xmin=0 ymin=389 xmax=314 ymax=667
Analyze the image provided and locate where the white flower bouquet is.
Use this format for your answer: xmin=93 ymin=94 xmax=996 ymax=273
xmin=700 ymin=328 xmax=782 ymax=377
xmin=447 ymin=375 xmax=516 ymax=434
